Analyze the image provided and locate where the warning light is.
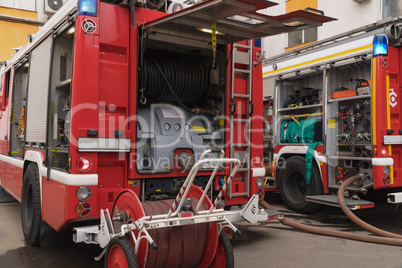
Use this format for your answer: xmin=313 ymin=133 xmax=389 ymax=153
xmin=373 ymin=34 xmax=388 ymax=57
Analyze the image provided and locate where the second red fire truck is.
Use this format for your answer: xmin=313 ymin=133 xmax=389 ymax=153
xmin=263 ymin=18 xmax=402 ymax=213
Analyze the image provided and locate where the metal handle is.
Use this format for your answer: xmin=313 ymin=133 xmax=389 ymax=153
xmin=249 ymin=101 xmax=254 ymax=116
xmin=304 ymin=7 xmax=324 ymax=15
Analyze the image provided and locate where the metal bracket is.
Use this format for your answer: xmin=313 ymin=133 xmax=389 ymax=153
xmin=241 ymin=194 xmax=268 ymax=223
xmin=73 ymin=209 xmax=114 ymax=249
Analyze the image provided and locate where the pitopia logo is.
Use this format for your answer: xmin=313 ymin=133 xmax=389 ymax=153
xmin=390 ymin=88 xmax=397 ymax=108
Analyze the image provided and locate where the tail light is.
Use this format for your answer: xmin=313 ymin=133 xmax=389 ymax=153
xmin=383 ymin=166 xmax=391 ymax=175
xmin=76 ymin=186 xmax=92 ymax=201
xmin=76 ymin=202 xmax=91 ymax=217
xmin=381 ymin=147 xmax=389 ymax=157
xmin=252 ymin=155 xmax=263 ymax=167
xmin=383 ymin=176 xmax=391 ymax=186
xmin=77 ymin=157 xmax=92 ymax=172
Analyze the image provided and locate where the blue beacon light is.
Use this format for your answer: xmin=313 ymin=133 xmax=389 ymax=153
xmin=78 ymin=0 xmax=98 ymax=17
xmin=373 ymin=34 xmax=388 ymax=57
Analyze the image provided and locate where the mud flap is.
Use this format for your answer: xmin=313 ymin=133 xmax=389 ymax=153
xmin=0 ymin=185 xmax=16 ymax=203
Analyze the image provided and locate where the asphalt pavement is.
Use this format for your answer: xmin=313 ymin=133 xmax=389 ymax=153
xmin=1 ymin=192 xmax=402 ymax=268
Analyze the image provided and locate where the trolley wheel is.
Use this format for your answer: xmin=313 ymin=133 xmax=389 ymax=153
xmin=105 ymin=237 xmax=138 ymax=268
xmin=278 ymin=156 xmax=323 ymax=213
xmin=21 ymin=163 xmax=42 ymax=246
xmin=111 ymin=190 xmax=146 ymax=268
xmin=210 ymin=232 xmax=234 ymax=268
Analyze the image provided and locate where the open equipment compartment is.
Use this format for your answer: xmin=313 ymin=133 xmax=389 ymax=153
xmin=326 ymin=58 xmax=373 ymax=189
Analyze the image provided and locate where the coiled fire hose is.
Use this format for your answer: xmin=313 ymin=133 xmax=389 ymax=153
xmin=259 ymin=175 xmax=402 ymax=246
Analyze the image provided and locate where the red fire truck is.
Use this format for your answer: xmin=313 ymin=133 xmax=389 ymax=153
xmin=263 ymin=18 xmax=402 ymax=213
xmin=0 ymin=0 xmax=333 ymax=266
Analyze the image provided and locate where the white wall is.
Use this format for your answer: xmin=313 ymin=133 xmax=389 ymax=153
xmin=261 ymin=0 xmax=382 ymax=60
xmin=260 ymin=1 xmax=287 ymax=59
xmin=317 ymin=0 xmax=381 ymax=40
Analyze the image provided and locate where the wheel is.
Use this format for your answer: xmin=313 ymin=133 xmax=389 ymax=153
xmin=105 ymin=237 xmax=138 ymax=268
xmin=21 ymin=163 xmax=42 ymax=246
xmin=278 ymin=156 xmax=323 ymax=213
xmin=210 ymin=231 xmax=234 ymax=268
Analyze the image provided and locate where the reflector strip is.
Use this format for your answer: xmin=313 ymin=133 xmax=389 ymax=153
xmin=386 ymin=75 xmax=394 ymax=185
xmin=263 ymin=44 xmax=372 ymax=76
xmin=354 ymin=204 xmax=375 ymax=210
xmin=372 ymin=58 xmax=377 ymax=146
xmin=192 ymin=126 xmax=206 ymax=132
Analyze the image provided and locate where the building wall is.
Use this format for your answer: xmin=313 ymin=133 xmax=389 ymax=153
xmin=261 ymin=0 xmax=385 ymax=97
xmin=0 ymin=7 xmax=39 ymax=64
xmin=317 ymin=0 xmax=380 ymax=40
xmin=262 ymin=0 xmax=382 ymax=60
xmin=261 ymin=2 xmax=287 ymax=60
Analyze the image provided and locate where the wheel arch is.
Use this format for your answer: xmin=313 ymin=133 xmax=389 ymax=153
xmin=23 ymin=150 xmax=45 ymax=212
xmin=274 ymin=146 xmax=325 ymax=184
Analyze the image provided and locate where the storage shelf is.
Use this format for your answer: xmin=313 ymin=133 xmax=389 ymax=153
xmin=278 ymin=142 xmax=323 ymax=146
xmin=52 ymin=147 xmax=69 ymax=153
xmin=278 ymin=103 xmax=322 ymax=112
xmin=56 ymin=79 xmax=71 ymax=90
xmin=328 ymin=94 xmax=370 ymax=103
xmin=337 ymin=142 xmax=371 ymax=146
xmin=328 ymin=156 xmax=372 ymax=161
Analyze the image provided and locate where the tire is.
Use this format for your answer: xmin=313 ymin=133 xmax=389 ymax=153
xmin=211 ymin=232 xmax=234 ymax=268
xmin=21 ymin=163 xmax=42 ymax=246
xmin=105 ymin=237 xmax=138 ymax=268
xmin=278 ymin=156 xmax=323 ymax=213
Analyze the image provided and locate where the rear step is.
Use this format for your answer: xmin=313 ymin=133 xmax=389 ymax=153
xmin=306 ymin=195 xmax=374 ymax=210
xmin=264 ymin=209 xmax=283 ymax=221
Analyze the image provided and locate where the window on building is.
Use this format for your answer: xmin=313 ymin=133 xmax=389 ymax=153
xmin=288 ymin=27 xmax=317 ymax=48
xmin=383 ymin=0 xmax=402 ymax=19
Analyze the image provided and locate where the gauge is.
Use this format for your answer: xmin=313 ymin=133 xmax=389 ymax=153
xmin=174 ymin=123 xmax=180 ymax=131
xmin=163 ymin=123 xmax=171 ymax=131
xmin=184 ymin=124 xmax=190 ymax=131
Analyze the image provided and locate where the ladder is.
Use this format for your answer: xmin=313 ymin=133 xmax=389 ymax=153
xmin=229 ymin=40 xmax=254 ymax=199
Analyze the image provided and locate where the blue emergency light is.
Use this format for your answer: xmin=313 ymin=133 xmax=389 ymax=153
xmin=373 ymin=34 xmax=388 ymax=57
xmin=78 ymin=0 xmax=98 ymax=17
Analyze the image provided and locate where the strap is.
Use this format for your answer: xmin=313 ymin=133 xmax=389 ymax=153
xmin=306 ymin=142 xmax=319 ymax=185
xmin=212 ymin=21 xmax=217 ymax=68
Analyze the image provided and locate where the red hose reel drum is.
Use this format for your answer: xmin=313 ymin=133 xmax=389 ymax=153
xmin=112 ymin=186 xmax=220 ymax=268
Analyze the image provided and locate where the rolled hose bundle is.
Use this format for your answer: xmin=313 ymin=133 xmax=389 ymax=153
xmin=259 ymin=175 xmax=402 ymax=246
xmin=141 ymin=57 xmax=210 ymax=105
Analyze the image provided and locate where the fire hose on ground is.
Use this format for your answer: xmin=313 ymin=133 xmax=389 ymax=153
xmin=259 ymin=175 xmax=402 ymax=246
